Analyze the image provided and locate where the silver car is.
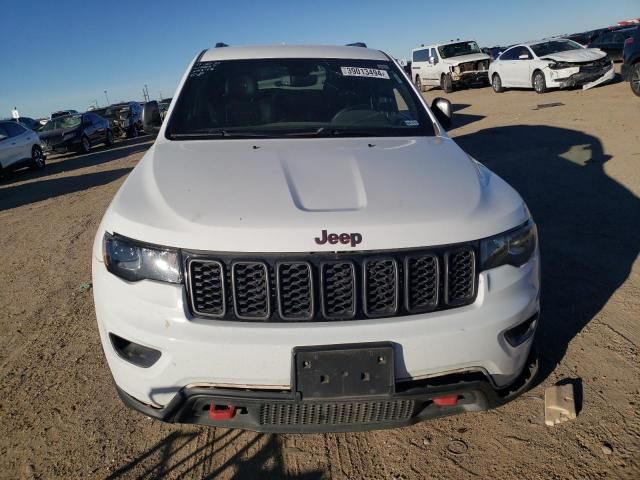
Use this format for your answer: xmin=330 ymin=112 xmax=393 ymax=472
xmin=0 ymin=121 xmax=45 ymax=175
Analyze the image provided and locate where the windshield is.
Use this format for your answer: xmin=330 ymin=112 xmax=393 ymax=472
xmin=438 ymin=41 xmax=481 ymax=59
xmin=40 ymin=115 xmax=82 ymax=131
xmin=166 ymin=58 xmax=434 ymax=139
xmin=530 ymin=40 xmax=583 ymax=57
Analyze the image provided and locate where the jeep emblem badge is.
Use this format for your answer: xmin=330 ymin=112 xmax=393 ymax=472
xmin=314 ymin=229 xmax=363 ymax=248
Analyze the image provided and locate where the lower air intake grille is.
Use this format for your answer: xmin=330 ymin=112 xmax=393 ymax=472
xmin=259 ymin=400 xmax=415 ymax=426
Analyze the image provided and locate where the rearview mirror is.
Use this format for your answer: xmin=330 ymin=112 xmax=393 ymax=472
xmin=142 ymin=101 xmax=162 ymax=133
xmin=431 ymin=97 xmax=452 ymax=129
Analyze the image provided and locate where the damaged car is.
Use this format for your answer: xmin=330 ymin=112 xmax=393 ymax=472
xmin=93 ymin=102 xmax=144 ymax=138
xmin=489 ymin=39 xmax=614 ymax=94
xmin=412 ymin=40 xmax=490 ymax=93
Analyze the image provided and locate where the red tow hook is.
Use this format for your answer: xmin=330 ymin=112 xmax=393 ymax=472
xmin=209 ymin=403 xmax=236 ymax=420
xmin=432 ymin=395 xmax=459 ymax=407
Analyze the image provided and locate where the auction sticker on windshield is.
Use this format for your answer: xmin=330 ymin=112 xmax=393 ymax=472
xmin=341 ymin=67 xmax=389 ymax=79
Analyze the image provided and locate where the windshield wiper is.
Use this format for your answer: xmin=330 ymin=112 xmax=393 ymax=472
xmin=284 ymin=127 xmax=378 ymax=137
xmin=169 ymin=130 xmax=272 ymax=139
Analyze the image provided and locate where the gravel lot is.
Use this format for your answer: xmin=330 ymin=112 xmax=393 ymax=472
xmin=1 ymin=79 xmax=638 ymax=479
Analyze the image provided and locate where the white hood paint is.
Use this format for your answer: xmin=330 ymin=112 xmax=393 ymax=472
xmin=540 ymin=48 xmax=606 ymax=63
xmin=100 ymin=136 xmax=528 ymax=253
xmin=443 ymin=53 xmax=490 ymax=65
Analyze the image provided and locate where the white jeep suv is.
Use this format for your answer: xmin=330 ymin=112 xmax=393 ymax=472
xmin=92 ymin=44 xmax=540 ymax=433
xmin=412 ymin=40 xmax=491 ymax=93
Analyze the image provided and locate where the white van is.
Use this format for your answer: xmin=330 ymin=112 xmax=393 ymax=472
xmin=411 ymin=40 xmax=491 ymax=92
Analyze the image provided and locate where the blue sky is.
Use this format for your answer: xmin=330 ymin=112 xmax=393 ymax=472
xmin=1 ymin=0 xmax=638 ymax=118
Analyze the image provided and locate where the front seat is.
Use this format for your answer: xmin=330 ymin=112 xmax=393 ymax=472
xmin=224 ymin=75 xmax=261 ymax=126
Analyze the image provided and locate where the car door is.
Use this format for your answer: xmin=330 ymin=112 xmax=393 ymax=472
xmin=496 ymin=47 xmax=519 ymax=86
xmin=3 ymin=122 xmax=32 ymax=165
xmin=427 ymin=48 xmax=441 ymax=85
xmin=90 ymin=114 xmax=106 ymax=142
xmin=500 ymin=46 xmax=532 ymax=86
xmin=411 ymin=48 xmax=430 ymax=85
xmin=0 ymin=124 xmax=15 ymax=168
xmin=82 ymin=114 xmax=97 ymax=144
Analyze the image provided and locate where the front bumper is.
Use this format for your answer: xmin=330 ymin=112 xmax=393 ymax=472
xmin=93 ymin=240 xmax=540 ymax=410
xmin=115 ymin=347 xmax=539 ymax=433
xmin=452 ymin=71 xmax=489 ymax=84
xmin=551 ymin=65 xmax=615 ymax=89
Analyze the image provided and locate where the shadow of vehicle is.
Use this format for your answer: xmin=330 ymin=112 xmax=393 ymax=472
xmin=107 ymin=430 xmax=325 ymax=480
xmin=0 ymin=168 xmax=132 ymax=211
xmin=454 ymin=125 xmax=639 ymax=383
xmin=448 ymin=103 xmax=485 ymax=130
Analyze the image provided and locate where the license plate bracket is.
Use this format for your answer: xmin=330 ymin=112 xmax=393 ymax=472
xmin=293 ymin=343 xmax=395 ymax=400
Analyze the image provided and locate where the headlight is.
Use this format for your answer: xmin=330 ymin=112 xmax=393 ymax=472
xmin=102 ymin=233 xmax=181 ymax=283
xmin=549 ymin=61 xmax=573 ymax=70
xmin=480 ymin=220 xmax=537 ymax=270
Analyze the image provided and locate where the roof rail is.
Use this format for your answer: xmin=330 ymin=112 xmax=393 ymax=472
xmin=215 ymin=42 xmax=228 ymax=48
xmin=346 ymin=42 xmax=367 ymax=48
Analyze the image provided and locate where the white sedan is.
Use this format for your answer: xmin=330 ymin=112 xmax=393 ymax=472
xmin=0 ymin=121 xmax=45 ymax=175
xmin=488 ymin=39 xmax=615 ymax=93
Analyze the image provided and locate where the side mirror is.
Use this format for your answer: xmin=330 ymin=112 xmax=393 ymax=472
xmin=429 ymin=57 xmax=435 ymax=65
xmin=431 ymin=97 xmax=452 ymax=130
xmin=142 ymin=101 xmax=162 ymax=133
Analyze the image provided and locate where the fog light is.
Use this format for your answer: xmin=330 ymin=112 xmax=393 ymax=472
xmin=109 ymin=333 xmax=161 ymax=368
xmin=504 ymin=314 xmax=538 ymax=347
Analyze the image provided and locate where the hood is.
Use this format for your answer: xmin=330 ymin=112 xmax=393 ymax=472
xmin=102 ymin=137 xmax=528 ymax=252
xmin=442 ymin=52 xmax=491 ymax=65
xmin=540 ymin=48 xmax=606 ymax=63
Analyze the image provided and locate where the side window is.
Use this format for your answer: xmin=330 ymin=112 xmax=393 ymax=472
xmin=5 ymin=122 xmax=26 ymax=137
xmin=597 ymin=33 xmax=613 ymax=44
xmin=500 ymin=48 xmax=517 ymax=60
xmin=430 ymin=48 xmax=439 ymax=64
xmin=0 ymin=124 xmax=9 ymax=141
xmin=518 ymin=47 xmax=533 ymax=60
xmin=613 ymin=33 xmax=626 ymax=43
xmin=412 ymin=49 xmax=429 ymax=63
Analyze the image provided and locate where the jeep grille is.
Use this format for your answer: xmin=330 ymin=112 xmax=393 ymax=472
xmin=185 ymin=245 xmax=477 ymax=322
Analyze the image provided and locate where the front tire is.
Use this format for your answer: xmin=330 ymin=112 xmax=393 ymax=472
xmin=415 ymin=76 xmax=424 ymax=92
xmin=492 ymin=73 xmax=504 ymax=93
xmin=441 ymin=73 xmax=454 ymax=93
xmin=533 ymin=70 xmax=547 ymax=94
xmin=127 ymin=124 xmax=139 ymax=138
xmin=80 ymin=135 xmax=91 ymax=154
xmin=631 ymin=63 xmax=640 ymax=97
xmin=105 ymin=129 xmax=114 ymax=147
xmin=30 ymin=145 xmax=45 ymax=170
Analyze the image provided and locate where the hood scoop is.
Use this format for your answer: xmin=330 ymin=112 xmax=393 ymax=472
xmin=280 ymin=153 xmax=367 ymax=212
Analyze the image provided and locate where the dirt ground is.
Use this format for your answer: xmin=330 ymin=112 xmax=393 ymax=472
xmin=1 ymin=77 xmax=639 ymax=480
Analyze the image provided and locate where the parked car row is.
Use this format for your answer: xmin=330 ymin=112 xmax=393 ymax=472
xmin=411 ymin=25 xmax=640 ymax=96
